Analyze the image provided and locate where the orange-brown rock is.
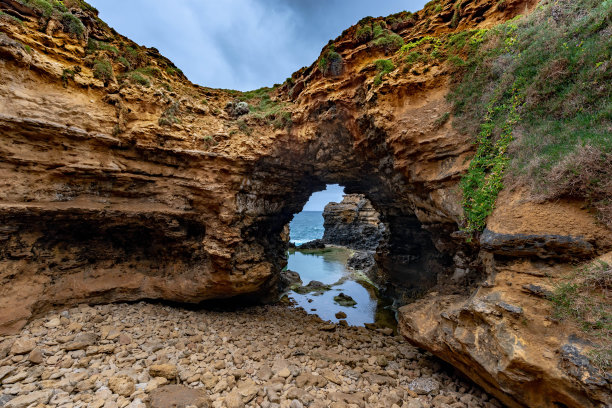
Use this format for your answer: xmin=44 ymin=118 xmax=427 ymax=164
xmin=0 ymin=0 xmax=610 ymax=407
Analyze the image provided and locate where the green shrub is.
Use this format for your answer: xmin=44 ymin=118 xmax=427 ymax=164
xmin=92 ymin=59 xmax=114 ymax=84
xmin=273 ymin=111 xmax=292 ymax=130
xmin=165 ymin=66 xmax=182 ymax=76
xmin=128 ymin=72 xmax=150 ymax=87
xmin=373 ymin=59 xmax=395 ymax=85
xmin=237 ymin=119 xmax=251 ymax=135
xmin=61 ymin=12 xmax=84 ymax=37
xmin=87 ymin=39 xmax=119 ymax=55
xmin=18 ymin=0 xmax=53 ymax=17
xmin=61 ymin=68 xmax=74 ymax=86
xmin=355 ymin=24 xmax=373 ymax=42
xmin=372 ymin=25 xmax=404 ymax=53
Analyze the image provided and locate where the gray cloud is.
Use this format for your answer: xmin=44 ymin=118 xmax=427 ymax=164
xmin=89 ymin=0 xmax=427 ymax=90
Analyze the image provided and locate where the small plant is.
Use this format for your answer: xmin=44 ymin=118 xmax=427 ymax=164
xmin=165 ymin=66 xmax=182 ymax=76
xmin=128 ymin=72 xmax=150 ymax=87
xmin=61 ymin=68 xmax=75 ymax=86
xmin=549 ymin=260 xmax=611 ymax=373
xmin=92 ymin=59 xmax=114 ymax=85
xmin=372 ymin=24 xmax=404 ymax=53
xmin=273 ymin=111 xmax=292 ymax=130
xmin=158 ymin=102 xmax=180 ymax=126
xmin=87 ymin=39 xmax=119 ymax=56
xmin=496 ymin=0 xmax=508 ymax=10
xmin=23 ymin=45 xmax=32 ymax=54
xmin=237 ymin=119 xmax=251 ymax=135
xmin=434 ymin=112 xmax=451 ymax=128
xmin=318 ymin=45 xmax=343 ymax=77
xmin=373 ymin=59 xmax=395 ymax=86
xmin=355 ymin=24 xmax=373 ymax=42
xmin=61 ymin=12 xmax=85 ymax=38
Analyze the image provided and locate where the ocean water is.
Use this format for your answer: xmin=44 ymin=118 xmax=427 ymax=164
xmin=287 ymin=212 xmax=395 ymax=328
xmin=289 ymin=211 xmax=324 ymax=245
xmin=287 ymin=248 xmax=380 ymax=326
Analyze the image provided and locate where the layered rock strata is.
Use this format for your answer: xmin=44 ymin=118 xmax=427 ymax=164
xmin=322 ymin=194 xmax=385 ymax=251
xmin=0 ymin=0 xmax=610 ymax=407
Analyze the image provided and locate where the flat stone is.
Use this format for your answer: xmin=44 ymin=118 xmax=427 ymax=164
xmin=28 ymin=348 xmax=44 ymax=364
xmin=149 ymin=364 xmax=178 ymax=380
xmin=9 ymin=338 xmax=35 ymax=355
xmin=0 ymin=366 xmax=15 ymax=381
xmin=4 ymin=390 xmax=52 ymax=408
xmin=408 ymin=378 xmax=440 ymax=395
xmin=149 ymin=385 xmax=211 ymax=408
xmin=224 ymin=390 xmax=244 ymax=408
xmin=64 ymin=332 xmax=98 ymax=351
xmin=496 ymin=302 xmax=523 ymax=315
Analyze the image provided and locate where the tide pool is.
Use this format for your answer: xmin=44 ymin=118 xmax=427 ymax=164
xmin=286 ymin=247 xmax=395 ymax=329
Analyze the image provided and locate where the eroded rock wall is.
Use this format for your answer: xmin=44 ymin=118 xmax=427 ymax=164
xmin=0 ymin=0 xmax=610 ymax=406
xmin=322 ymin=194 xmax=384 ymax=250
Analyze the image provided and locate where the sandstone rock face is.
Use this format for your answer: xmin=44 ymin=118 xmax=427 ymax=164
xmin=322 ymin=194 xmax=385 ymax=250
xmin=0 ymin=1 xmax=611 ymax=407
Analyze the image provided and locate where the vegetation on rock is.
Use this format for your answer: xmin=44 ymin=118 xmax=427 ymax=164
xmin=549 ymin=260 xmax=611 ymax=373
xmin=450 ymin=0 xmax=612 ymax=232
xmin=373 ymin=59 xmax=395 ymax=86
xmin=318 ymin=45 xmax=343 ymax=77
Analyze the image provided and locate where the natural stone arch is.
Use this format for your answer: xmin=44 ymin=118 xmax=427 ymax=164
xmin=234 ymin=101 xmax=457 ymax=302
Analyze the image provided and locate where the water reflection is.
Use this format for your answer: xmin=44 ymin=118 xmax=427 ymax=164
xmin=286 ymin=247 xmax=395 ymax=329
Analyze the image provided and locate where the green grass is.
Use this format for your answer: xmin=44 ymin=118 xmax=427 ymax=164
xmin=87 ymin=39 xmax=119 ymax=55
xmin=61 ymin=68 xmax=74 ymax=86
xmin=127 ymin=72 xmax=150 ymax=87
xmin=355 ymin=24 xmax=373 ymax=42
xmin=373 ymin=59 xmax=395 ymax=86
xmin=448 ymin=0 xmax=612 ymax=232
xmin=61 ymin=12 xmax=85 ymax=37
xmin=92 ymin=59 xmax=113 ymax=84
xmin=371 ymin=23 xmax=404 ymax=53
xmin=549 ymin=260 xmax=611 ymax=373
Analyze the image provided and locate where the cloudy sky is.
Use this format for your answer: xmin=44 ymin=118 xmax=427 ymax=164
xmin=89 ymin=0 xmax=428 ymax=91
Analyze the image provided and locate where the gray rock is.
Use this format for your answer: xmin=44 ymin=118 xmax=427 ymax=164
xmin=480 ymin=228 xmax=594 ymax=260
xmin=225 ymin=101 xmax=250 ymax=117
xmin=496 ymin=302 xmax=523 ymax=315
xmin=409 ymin=377 xmax=440 ymax=395
xmin=522 ymin=284 xmax=553 ymax=298
xmin=0 ymin=395 xmax=15 ymax=407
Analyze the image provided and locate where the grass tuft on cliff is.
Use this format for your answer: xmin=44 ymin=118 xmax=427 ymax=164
xmin=549 ymin=260 xmax=611 ymax=373
xmin=449 ymin=0 xmax=612 ymax=233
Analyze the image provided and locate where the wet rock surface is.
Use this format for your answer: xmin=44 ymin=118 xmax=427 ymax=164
xmin=0 ymin=302 xmax=499 ymax=408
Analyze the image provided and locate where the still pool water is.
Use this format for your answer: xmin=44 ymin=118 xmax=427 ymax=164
xmin=286 ymin=247 xmax=396 ymax=329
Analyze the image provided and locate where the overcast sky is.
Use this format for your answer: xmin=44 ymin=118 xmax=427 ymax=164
xmin=89 ymin=0 xmax=428 ymax=91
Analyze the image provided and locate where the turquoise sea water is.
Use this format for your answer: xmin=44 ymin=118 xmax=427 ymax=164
xmin=287 ymin=212 xmax=395 ymax=328
xmin=289 ymin=211 xmax=324 ymax=245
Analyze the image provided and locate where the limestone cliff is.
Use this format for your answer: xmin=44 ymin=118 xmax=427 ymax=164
xmin=322 ymin=194 xmax=384 ymax=250
xmin=0 ymin=0 xmax=610 ymax=407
